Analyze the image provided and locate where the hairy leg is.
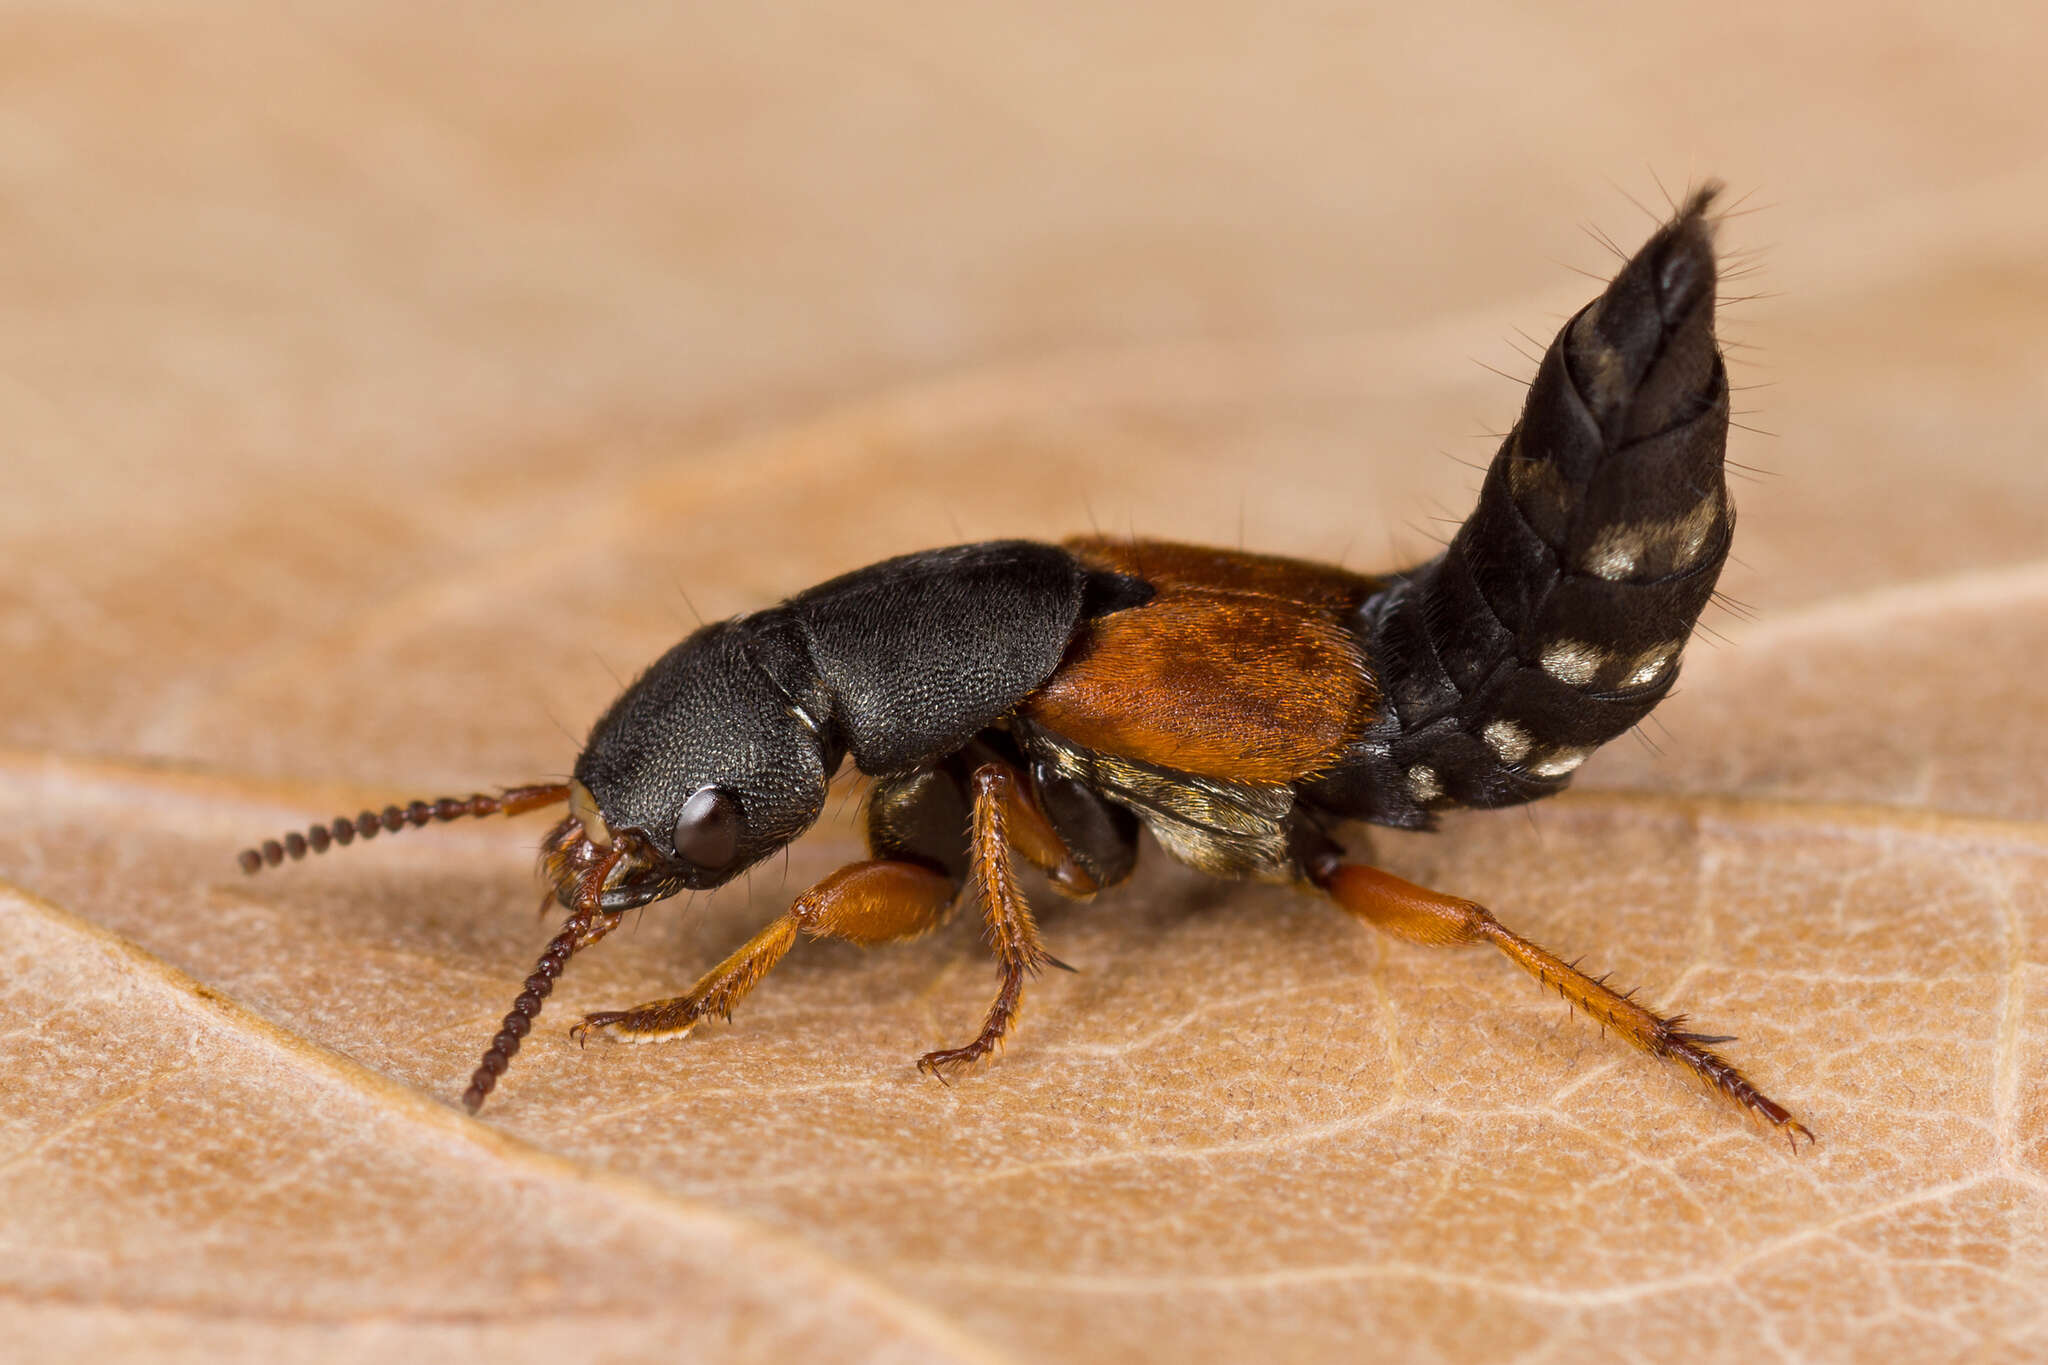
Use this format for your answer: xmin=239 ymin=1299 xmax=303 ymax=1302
xmin=572 ymin=858 xmax=957 ymax=1044
xmin=916 ymin=762 xmax=1059 ymax=1078
xmin=1314 ymin=861 xmax=1813 ymax=1148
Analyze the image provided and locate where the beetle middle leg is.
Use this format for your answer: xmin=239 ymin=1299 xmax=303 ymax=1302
xmin=915 ymin=762 xmax=1059 ymax=1079
xmin=1310 ymin=860 xmax=1815 ymax=1148
xmin=572 ymin=858 xmax=957 ymax=1043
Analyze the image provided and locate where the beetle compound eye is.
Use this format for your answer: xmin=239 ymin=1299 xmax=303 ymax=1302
xmin=674 ymin=786 xmax=742 ymax=869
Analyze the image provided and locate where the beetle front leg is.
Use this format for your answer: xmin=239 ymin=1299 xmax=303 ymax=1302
xmin=572 ymin=858 xmax=957 ymax=1044
xmin=1311 ymin=861 xmax=1814 ymax=1149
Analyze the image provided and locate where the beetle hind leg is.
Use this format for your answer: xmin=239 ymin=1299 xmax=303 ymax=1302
xmin=1312 ymin=860 xmax=1814 ymax=1149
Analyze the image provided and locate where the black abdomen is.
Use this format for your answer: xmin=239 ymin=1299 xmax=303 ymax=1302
xmin=1309 ymin=187 xmax=1733 ymax=829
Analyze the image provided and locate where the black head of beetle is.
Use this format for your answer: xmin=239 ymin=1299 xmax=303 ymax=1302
xmin=552 ymin=616 xmax=839 ymax=913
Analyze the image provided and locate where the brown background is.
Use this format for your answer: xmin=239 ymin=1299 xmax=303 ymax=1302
xmin=5 ymin=3 xmax=2048 ymax=1361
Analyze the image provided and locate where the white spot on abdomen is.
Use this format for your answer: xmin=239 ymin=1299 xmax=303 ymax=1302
xmin=1578 ymin=488 xmax=1726 ymax=582
xmin=1482 ymin=720 xmax=1533 ymax=763
xmin=1625 ymin=645 xmax=1680 ymax=688
xmin=1529 ymin=747 xmax=1594 ymax=777
xmin=1540 ymin=640 xmax=1604 ymax=687
xmin=1584 ymin=529 xmax=1645 ymax=581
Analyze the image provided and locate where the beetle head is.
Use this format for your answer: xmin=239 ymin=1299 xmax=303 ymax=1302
xmin=551 ymin=619 xmax=833 ymax=913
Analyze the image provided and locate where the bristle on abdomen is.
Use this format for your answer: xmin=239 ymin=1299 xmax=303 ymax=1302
xmin=1312 ymin=186 xmax=1735 ymax=827
xmin=235 ymin=783 xmax=571 ymax=874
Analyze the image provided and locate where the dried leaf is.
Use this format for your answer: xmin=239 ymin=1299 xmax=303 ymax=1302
xmin=5 ymin=6 xmax=2048 ymax=1361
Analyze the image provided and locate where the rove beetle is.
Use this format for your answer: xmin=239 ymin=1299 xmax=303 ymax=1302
xmin=239 ymin=185 xmax=1812 ymax=1147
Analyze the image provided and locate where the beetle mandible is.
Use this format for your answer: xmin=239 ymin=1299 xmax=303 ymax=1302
xmin=239 ymin=184 xmax=1811 ymax=1147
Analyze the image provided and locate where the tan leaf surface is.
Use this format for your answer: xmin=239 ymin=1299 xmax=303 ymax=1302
xmin=5 ymin=4 xmax=2048 ymax=1361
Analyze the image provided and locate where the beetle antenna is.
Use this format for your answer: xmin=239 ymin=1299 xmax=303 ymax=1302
xmin=462 ymin=842 xmax=625 ymax=1113
xmin=235 ymin=783 xmax=572 ymax=874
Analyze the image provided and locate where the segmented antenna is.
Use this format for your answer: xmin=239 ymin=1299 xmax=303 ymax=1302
xmin=462 ymin=842 xmax=626 ymax=1113
xmin=235 ymin=783 xmax=572 ymax=874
